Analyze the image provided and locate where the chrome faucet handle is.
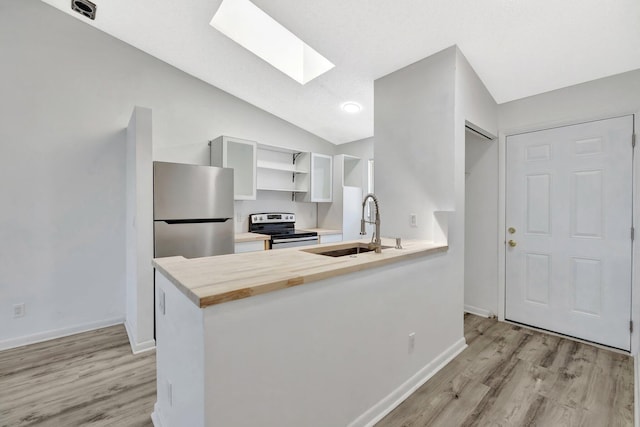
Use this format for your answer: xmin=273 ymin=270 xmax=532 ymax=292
xmin=395 ymin=237 xmax=402 ymax=249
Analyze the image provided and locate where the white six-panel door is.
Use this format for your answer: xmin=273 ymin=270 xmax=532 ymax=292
xmin=505 ymin=115 xmax=634 ymax=350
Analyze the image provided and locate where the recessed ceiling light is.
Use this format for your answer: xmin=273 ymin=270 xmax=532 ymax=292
xmin=210 ymin=0 xmax=334 ymax=85
xmin=341 ymin=102 xmax=362 ymax=113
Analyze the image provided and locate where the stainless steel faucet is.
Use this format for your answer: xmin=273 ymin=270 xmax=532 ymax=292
xmin=361 ymin=193 xmax=382 ymax=253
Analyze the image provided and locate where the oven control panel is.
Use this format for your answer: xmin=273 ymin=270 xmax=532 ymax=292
xmin=250 ymin=213 xmax=295 ymax=224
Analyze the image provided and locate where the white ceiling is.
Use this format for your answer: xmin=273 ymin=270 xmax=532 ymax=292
xmin=42 ymin=0 xmax=640 ymax=144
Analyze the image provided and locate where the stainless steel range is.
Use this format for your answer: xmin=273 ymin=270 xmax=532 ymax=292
xmin=249 ymin=213 xmax=318 ymax=249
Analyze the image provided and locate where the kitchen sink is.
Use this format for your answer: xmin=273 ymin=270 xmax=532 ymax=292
xmin=303 ymin=243 xmax=392 ymax=257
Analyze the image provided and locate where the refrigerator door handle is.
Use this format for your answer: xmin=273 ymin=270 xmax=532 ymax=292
xmin=161 ymin=218 xmax=232 ymax=224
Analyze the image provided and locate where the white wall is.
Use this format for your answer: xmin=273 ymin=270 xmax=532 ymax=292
xmin=0 ymin=0 xmax=335 ymax=349
xmin=464 ymin=131 xmax=498 ymax=317
xmin=375 ymin=47 xmax=457 ymax=241
xmin=125 ymin=107 xmax=155 ymax=353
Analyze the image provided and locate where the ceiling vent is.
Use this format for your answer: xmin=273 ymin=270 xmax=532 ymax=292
xmin=71 ymin=0 xmax=97 ymax=20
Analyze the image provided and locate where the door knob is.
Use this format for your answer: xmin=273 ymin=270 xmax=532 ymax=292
xmin=508 ymin=227 xmax=516 ymax=234
xmin=508 ymin=240 xmax=517 ymax=247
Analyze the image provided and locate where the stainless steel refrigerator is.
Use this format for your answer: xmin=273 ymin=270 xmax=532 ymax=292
xmin=153 ymin=161 xmax=234 ymax=258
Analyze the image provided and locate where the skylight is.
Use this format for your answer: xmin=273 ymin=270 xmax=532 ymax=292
xmin=210 ymin=0 xmax=334 ymax=85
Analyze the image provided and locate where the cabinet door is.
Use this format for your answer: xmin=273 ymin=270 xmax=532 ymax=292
xmin=310 ymin=153 xmax=332 ymax=202
xmin=211 ymin=136 xmax=257 ymax=200
xmin=235 ymin=240 xmax=267 ymax=253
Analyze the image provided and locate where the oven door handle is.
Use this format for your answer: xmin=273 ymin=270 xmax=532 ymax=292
xmin=272 ymin=237 xmax=319 ymax=244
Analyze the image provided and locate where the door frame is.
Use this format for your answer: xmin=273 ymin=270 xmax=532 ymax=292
xmin=497 ymin=112 xmax=638 ymax=353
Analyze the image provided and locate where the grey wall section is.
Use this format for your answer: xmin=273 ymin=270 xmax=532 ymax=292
xmin=455 ymin=51 xmax=499 ymax=138
xmin=0 ymin=0 xmax=334 ymax=347
xmin=337 ymin=137 xmax=374 ymax=161
xmin=499 ymin=69 xmax=640 ymax=132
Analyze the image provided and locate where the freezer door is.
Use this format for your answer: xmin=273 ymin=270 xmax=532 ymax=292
xmin=154 ymin=162 xmax=234 ymax=220
xmin=154 ymin=219 xmax=234 ymax=258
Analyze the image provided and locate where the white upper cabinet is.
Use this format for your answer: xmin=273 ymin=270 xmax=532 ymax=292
xmin=342 ymin=155 xmax=364 ymax=188
xmin=210 ymin=136 xmax=257 ymax=200
xmin=308 ymin=153 xmax=333 ymax=202
xmin=317 ymin=154 xmax=363 ymax=238
xmin=210 ymin=138 xmax=331 ymax=203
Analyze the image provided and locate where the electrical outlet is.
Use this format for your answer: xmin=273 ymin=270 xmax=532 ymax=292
xmin=13 ymin=303 xmax=25 ymax=318
xmin=408 ymin=332 xmax=416 ymax=354
xmin=158 ymin=289 xmax=166 ymax=316
xmin=410 ymin=213 xmax=418 ymax=227
xmin=236 ymin=212 xmax=242 ymax=222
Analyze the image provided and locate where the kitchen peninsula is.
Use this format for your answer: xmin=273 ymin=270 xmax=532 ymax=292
xmin=151 ymin=237 xmax=464 ymax=427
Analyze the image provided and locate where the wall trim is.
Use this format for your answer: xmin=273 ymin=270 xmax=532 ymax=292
xmin=348 ymin=337 xmax=467 ymax=427
xmin=151 ymin=402 xmax=164 ymax=427
xmin=464 ymin=305 xmax=492 ymax=318
xmin=124 ymin=319 xmax=156 ymax=354
xmin=0 ymin=317 xmax=125 ymax=351
xmin=497 ymin=130 xmax=507 ymax=321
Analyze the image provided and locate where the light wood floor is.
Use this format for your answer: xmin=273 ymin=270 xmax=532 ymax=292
xmin=378 ymin=314 xmax=634 ymax=426
xmin=0 ymin=325 xmax=155 ymax=427
xmin=0 ymin=315 xmax=633 ymax=426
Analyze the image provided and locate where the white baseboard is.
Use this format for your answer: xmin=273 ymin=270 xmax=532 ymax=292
xmin=151 ymin=403 xmax=163 ymax=427
xmin=124 ymin=319 xmax=156 ymax=354
xmin=464 ymin=304 xmax=492 ymax=318
xmin=348 ymin=337 xmax=468 ymax=427
xmin=0 ymin=317 xmax=125 ymax=351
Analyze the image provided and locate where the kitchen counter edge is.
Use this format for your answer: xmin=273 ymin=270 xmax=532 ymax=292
xmin=234 ymin=232 xmax=270 ymax=243
xmin=153 ymin=238 xmax=448 ymax=309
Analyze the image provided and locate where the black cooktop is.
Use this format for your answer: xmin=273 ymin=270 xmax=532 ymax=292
xmin=269 ymin=230 xmax=318 ymax=239
xmin=249 ymin=222 xmax=317 ymax=239
xmin=252 ymin=228 xmax=317 ymax=239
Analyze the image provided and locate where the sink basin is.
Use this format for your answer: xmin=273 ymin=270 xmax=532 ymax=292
xmin=304 ymin=243 xmax=392 ymax=257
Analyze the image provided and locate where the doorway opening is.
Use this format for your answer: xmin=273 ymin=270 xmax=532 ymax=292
xmin=464 ymin=124 xmax=498 ymax=319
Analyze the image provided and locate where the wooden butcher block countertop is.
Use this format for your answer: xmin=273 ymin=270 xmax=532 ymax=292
xmin=300 ymin=228 xmax=342 ymax=235
xmin=153 ymin=238 xmax=447 ymax=308
xmin=234 ymin=232 xmax=270 ymax=243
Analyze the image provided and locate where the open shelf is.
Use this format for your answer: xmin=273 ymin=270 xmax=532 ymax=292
xmin=257 ymin=161 xmax=309 ymax=173
xmin=257 ymin=187 xmax=308 ymax=193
